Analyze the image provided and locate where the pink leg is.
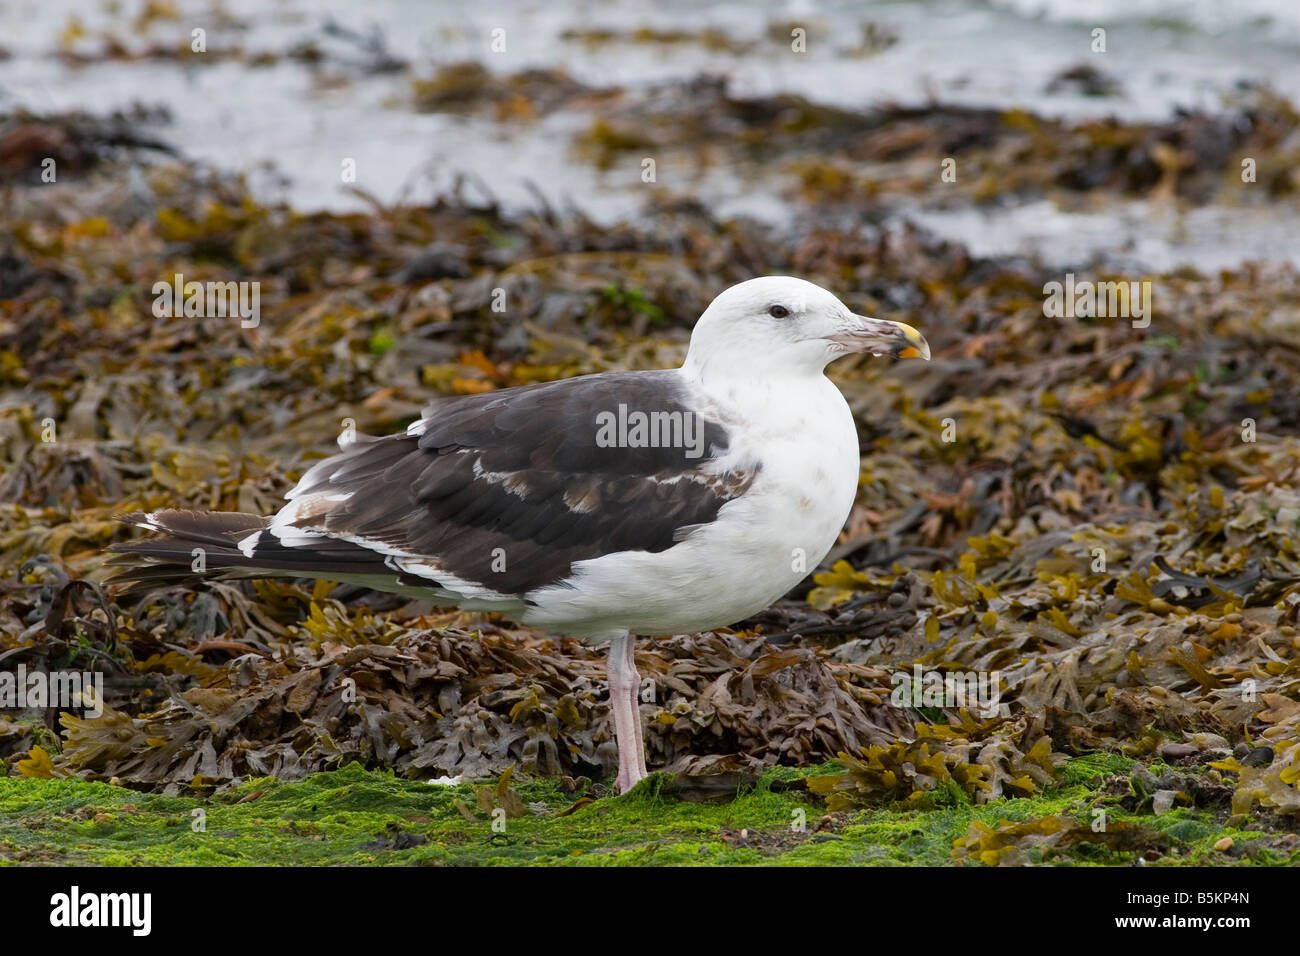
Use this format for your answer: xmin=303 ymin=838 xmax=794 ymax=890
xmin=626 ymin=640 xmax=648 ymax=781
xmin=607 ymin=634 xmax=647 ymax=793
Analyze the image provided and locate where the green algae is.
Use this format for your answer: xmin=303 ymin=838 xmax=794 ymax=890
xmin=1 ymin=759 xmax=1293 ymax=867
xmin=1060 ymin=752 xmax=1135 ymax=786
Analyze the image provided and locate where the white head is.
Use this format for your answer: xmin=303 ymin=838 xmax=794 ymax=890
xmin=681 ymin=276 xmax=929 ymax=383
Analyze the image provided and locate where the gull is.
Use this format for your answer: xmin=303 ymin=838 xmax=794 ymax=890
xmin=111 ymin=276 xmax=930 ymax=793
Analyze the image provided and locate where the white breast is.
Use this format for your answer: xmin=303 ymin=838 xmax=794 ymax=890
xmin=523 ymin=371 xmax=861 ymax=639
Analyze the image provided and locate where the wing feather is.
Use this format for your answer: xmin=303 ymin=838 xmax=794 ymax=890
xmin=279 ymin=370 xmax=756 ymax=595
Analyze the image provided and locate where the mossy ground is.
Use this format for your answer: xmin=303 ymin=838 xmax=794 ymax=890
xmin=1 ymin=756 xmax=1291 ymax=866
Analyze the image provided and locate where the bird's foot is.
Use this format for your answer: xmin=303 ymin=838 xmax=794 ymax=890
xmin=615 ymin=764 xmax=647 ymax=795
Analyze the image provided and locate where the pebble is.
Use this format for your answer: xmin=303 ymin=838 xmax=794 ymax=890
xmin=1242 ymin=746 xmax=1275 ymax=767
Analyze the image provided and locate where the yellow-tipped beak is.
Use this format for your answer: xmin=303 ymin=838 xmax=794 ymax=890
xmin=831 ymin=316 xmax=931 ymax=360
xmin=895 ymin=321 xmax=931 ymax=360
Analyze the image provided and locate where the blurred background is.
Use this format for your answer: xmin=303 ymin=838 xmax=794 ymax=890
xmin=3 ymin=0 xmax=1300 ymax=269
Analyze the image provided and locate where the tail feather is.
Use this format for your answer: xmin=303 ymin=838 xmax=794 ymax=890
xmin=121 ymin=509 xmax=269 ymax=547
xmin=108 ymin=510 xmax=274 ymax=593
xmin=108 ymin=509 xmax=426 ymax=596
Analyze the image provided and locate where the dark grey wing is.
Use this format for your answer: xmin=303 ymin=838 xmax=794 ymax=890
xmin=279 ymin=371 xmax=757 ymax=595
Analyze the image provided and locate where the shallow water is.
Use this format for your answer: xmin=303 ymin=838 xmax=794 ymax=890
xmin=3 ymin=0 xmax=1298 ymax=269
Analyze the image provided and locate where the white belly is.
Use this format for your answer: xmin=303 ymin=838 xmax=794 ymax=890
xmin=522 ymin=375 xmax=861 ymax=639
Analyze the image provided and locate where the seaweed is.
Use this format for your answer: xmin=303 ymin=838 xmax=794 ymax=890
xmin=1 ymin=80 xmax=1298 ymax=856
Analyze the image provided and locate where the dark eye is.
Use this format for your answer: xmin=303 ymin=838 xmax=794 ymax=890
xmin=768 ymin=305 xmax=790 ymax=318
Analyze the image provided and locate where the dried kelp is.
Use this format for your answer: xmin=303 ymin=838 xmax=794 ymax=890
xmin=0 ymin=91 xmax=1298 ymax=830
xmin=6 ymin=614 xmax=903 ymax=792
xmin=807 ymin=719 xmax=1063 ymax=809
xmin=951 ymin=815 xmax=1171 ymax=866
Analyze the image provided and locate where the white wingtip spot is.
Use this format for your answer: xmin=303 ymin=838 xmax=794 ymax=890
xmin=138 ymin=511 xmax=164 ymax=533
xmin=236 ymin=530 xmax=262 ymax=557
xmin=266 ymin=493 xmax=352 ymax=548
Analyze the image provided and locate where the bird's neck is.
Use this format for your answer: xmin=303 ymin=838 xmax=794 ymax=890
xmin=677 ymin=363 xmax=837 ymax=429
xmin=680 ymin=350 xmax=829 ymax=390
